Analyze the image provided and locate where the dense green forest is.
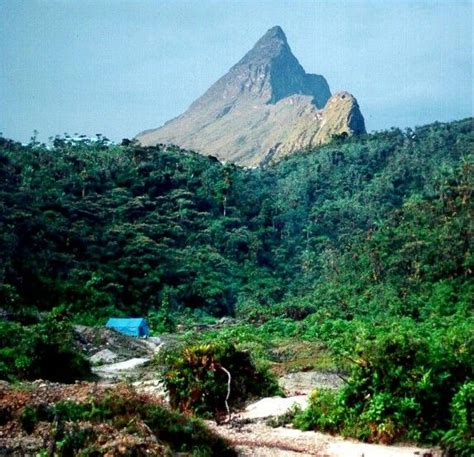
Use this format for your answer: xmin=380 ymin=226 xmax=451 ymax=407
xmin=0 ymin=118 xmax=473 ymax=452
xmin=1 ymin=118 xmax=471 ymax=320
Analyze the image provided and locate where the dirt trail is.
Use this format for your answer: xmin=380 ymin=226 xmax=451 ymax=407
xmin=206 ymin=374 xmax=440 ymax=457
xmin=92 ymin=357 xmax=151 ymax=380
xmin=209 ymin=415 xmax=440 ymax=457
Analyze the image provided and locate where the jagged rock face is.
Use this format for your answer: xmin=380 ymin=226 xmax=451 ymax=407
xmin=136 ymin=26 xmax=365 ymax=167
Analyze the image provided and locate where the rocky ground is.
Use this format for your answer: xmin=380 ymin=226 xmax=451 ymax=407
xmin=5 ymin=326 xmax=439 ymax=457
xmin=86 ymin=326 xmax=441 ymax=457
xmin=279 ymin=371 xmax=343 ymax=396
xmin=74 ymin=325 xmax=160 ymax=363
xmin=205 ymin=371 xmax=440 ymax=457
xmin=74 ymin=325 xmax=166 ymax=384
xmin=208 ymin=401 xmax=441 ymax=457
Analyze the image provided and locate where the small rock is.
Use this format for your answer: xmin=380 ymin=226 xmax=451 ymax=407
xmin=148 ymin=337 xmax=162 ymax=346
xmin=90 ymin=349 xmax=118 ymax=365
xmin=240 ymin=396 xmax=308 ymax=420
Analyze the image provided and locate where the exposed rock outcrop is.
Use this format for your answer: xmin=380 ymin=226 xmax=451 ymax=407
xmin=136 ymin=26 xmax=365 ymax=166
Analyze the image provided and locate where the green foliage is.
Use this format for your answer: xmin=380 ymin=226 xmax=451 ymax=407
xmin=266 ymin=403 xmax=302 ymax=428
xmin=144 ymin=402 xmax=236 ymax=456
xmin=294 ymin=389 xmax=343 ymax=434
xmin=0 ymin=119 xmax=472 ymax=449
xmin=18 ymin=387 xmax=236 ymax=456
xmin=442 ymin=381 xmax=474 ymax=456
xmin=1 ymin=119 xmax=471 ymax=320
xmin=20 ymin=405 xmax=39 ymax=434
xmin=147 ymin=287 xmax=177 ymax=334
xmin=0 ymin=310 xmax=91 ymax=383
xmin=159 ymin=341 xmax=281 ymax=419
xmin=294 ymin=318 xmax=474 ymax=445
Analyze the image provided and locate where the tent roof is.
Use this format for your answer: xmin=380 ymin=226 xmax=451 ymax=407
xmin=106 ymin=318 xmax=147 ymax=328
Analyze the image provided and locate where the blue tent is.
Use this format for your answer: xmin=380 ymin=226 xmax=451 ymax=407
xmin=106 ymin=318 xmax=149 ymax=337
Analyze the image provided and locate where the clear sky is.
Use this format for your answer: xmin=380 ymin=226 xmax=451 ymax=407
xmin=0 ymin=0 xmax=472 ymax=143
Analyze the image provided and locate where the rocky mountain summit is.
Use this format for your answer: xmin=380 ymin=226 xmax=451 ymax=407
xmin=136 ymin=26 xmax=365 ymax=166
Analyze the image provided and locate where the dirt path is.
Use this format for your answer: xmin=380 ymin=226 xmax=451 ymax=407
xmin=209 ymin=417 xmax=440 ymax=457
xmin=206 ymin=393 xmax=440 ymax=457
xmin=92 ymin=357 xmax=150 ymax=380
xmin=93 ymin=357 xmax=440 ymax=457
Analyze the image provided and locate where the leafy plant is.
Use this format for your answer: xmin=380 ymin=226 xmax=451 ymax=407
xmin=159 ymin=341 xmax=281 ymax=419
xmin=16 ymin=385 xmax=236 ymax=456
xmin=442 ymin=381 xmax=474 ymax=456
xmin=294 ymin=319 xmax=474 ymax=445
xmin=0 ymin=311 xmax=92 ymax=383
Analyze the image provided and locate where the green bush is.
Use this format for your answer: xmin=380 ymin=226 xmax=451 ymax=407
xmin=0 ymin=311 xmax=92 ymax=383
xmin=266 ymin=403 xmax=302 ymax=428
xmin=144 ymin=403 xmax=236 ymax=456
xmin=20 ymin=406 xmax=39 ymax=434
xmin=18 ymin=387 xmax=236 ymax=456
xmin=294 ymin=389 xmax=344 ymax=434
xmin=159 ymin=341 xmax=281 ymax=419
xmin=442 ymin=381 xmax=474 ymax=456
xmin=294 ymin=318 xmax=473 ymax=445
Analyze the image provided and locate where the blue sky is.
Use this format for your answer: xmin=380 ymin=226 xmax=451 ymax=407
xmin=0 ymin=0 xmax=472 ymax=143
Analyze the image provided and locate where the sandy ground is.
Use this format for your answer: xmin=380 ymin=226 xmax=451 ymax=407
xmin=93 ymin=357 xmax=150 ymax=372
xmin=208 ymin=392 xmax=440 ymax=456
xmin=92 ymin=357 xmax=150 ymax=380
xmin=209 ymin=418 xmax=441 ymax=457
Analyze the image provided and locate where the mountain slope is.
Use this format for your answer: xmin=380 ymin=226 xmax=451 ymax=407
xmin=1 ymin=118 xmax=471 ymax=317
xmin=136 ymin=26 xmax=365 ymax=166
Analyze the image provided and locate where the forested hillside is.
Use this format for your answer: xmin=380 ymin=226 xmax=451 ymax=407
xmin=1 ymin=119 xmax=472 ymax=452
xmin=1 ymin=119 xmax=472 ymax=321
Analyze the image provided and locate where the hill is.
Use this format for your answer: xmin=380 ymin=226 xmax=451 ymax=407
xmin=0 ymin=118 xmax=471 ymax=320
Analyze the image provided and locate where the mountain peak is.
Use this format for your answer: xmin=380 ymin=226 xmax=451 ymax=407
xmin=227 ymin=26 xmax=330 ymax=106
xmin=261 ymin=25 xmax=287 ymax=43
xmin=237 ymin=25 xmax=291 ymax=67
xmin=136 ymin=27 xmax=365 ymax=166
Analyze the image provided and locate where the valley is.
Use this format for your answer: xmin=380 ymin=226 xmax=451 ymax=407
xmin=0 ymin=323 xmax=441 ymax=456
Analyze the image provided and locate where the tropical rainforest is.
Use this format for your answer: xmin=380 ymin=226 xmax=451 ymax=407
xmin=0 ymin=118 xmax=472 ymax=454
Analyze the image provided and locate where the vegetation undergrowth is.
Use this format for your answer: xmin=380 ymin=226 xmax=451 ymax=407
xmin=10 ymin=384 xmax=236 ymax=456
xmin=0 ymin=309 xmax=91 ymax=383
xmin=158 ymin=341 xmax=281 ymax=421
xmin=294 ymin=316 xmax=473 ymax=448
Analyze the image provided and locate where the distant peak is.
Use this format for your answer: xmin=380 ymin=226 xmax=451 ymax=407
xmin=262 ymin=26 xmax=287 ymax=43
xmin=238 ymin=26 xmax=290 ymax=66
xmin=136 ymin=26 xmax=364 ymax=166
xmin=254 ymin=26 xmax=288 ymax=49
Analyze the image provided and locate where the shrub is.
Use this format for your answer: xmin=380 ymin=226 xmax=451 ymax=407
xmin=294 ymin=318 xmax=474 ymax=444
xmin=17 ymin=386 xmax=236 ymax=456
xmin=442 ymin=381 xmax=474 ymax=456
xmin=20 ymin=406 xmax=39 ymax=434
xmin=158 ymin=341 xmax=281 ymax=420
xmin=0 ymin=311 xmax=92 ymax=383
xmin=267 ymin=403 xmax=302 ymax=428
xmin=294 ymin=389 xmax=344 ymax=434
xmin=144 ymin=403 xmax=236 ymax=456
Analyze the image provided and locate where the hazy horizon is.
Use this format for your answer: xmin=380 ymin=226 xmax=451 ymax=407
xmin=1 ymin=0 xmax=472 ymax=143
